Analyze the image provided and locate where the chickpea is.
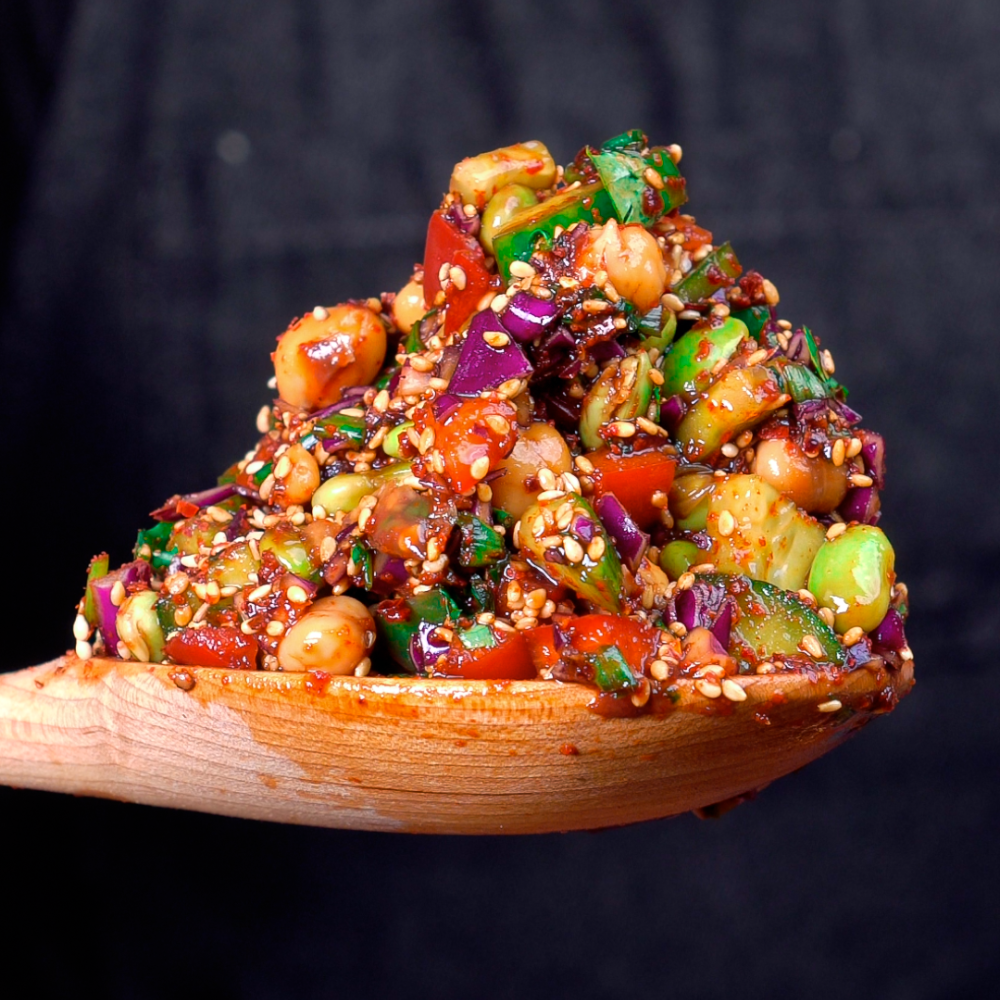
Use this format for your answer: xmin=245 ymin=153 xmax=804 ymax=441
xmin=490 ymin=422 xmax=572 ymax=518
xmin=578 ymin=220 xmax=668 ymax=313
xmin=271 ymin=443 xmax=320 ymax=509
xmin=117 ymin=590 xmax=165 ymax=662
xmin=391 ymin=279 xmax=426 ymax=334
xmin=276 ymin=595 xmax=376 ymax=674
xmin=273 ymin=304 xmax=386 ymax=411
xmin=752 ymin=438 xmax=849 ymax=513
xmin=480 ymin=184 xmax=538 ymax=255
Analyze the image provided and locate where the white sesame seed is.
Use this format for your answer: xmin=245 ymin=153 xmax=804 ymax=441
xmin=842 ymin=626 xmax=865 ymax=646
xmin=448 ymin=265 xmax=467 ymax=290
xmin=256 ymin=405 xmax=271 ymax=434
xmin=695 ymin=679 xmax=722 ymax=699
xmin=563 ymin=537 xmax=584 ymax=563
xmin=849 ymin=473 xmax=874 ymax=488
xmin=817 ymin=699 xmax=842 ymax=713
xmin=820 ymin=349 xmax=835 ymax=375
xmin=720 ymin=442 xmax=740 ymax=459
xmin=313 ymin=305 xmax=329 ymax=321
xmin=761 ymin=279 xmax=780 ymax=306
xmin=800 ymin=634 xmax=825 ymax=659
xmin=110 ymin=581 xmax=126 ymax=607
xmin=847 ymin=437 xmax=863 ymax=459
xmin=509 ymin=260 xmax=536 ymax=279
xmin=470 ymin=455 xmax=490 ymax=480
xmin=358 ymin=507 xmax=372 ymax=531
xmin=721 ymin=678 xmax=747 ymax=702
xmin=287 ymin=585 xmax=309 ymax=604
xmin=484 ymin=330 xmax=510 ymax=348
xmin=826 ymin=522 xmax=848 ymax=541
xmin=354 ymin=657 xmax=372 ymax=677
xmin=490 ymin=294 xmax=509 ymax=313
xmin=73 ymin=614 xmax=90 ymax=642
xmin=75 ymin=639 xmax=93 ymax=661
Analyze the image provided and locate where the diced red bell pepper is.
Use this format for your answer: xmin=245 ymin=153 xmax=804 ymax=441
xmin=438 ymin=630 xmax=537 ymax=680
xmin=524 ymin=624 xmax=560 ymax=673
xmin=583 ymin=447 xmax=677 ymax=529
xmin=165 ymin=626 xmax=259 ymax=671
xmin=423 ymin=210 xmax=498 ymax=334
xmin=558 ymin=614 xmax=660 ymax=675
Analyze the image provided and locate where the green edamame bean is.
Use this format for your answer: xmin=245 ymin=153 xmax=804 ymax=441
xmin=659 ymin=540 xmax=702 ymax=580
xmin=382 ymin=422 xmax=414 ymax=458
xmin=808 ymin=524 xmax=895 ymax=633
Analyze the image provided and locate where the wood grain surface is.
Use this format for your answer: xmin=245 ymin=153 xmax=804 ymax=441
xmin=0 ymin=655 xmax=913 ymax=834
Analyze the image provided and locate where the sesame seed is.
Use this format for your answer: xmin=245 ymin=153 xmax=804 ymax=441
xmin=842 ymin=626 xmax=864 ymax=645
xmin=761 ymin=279 xmax=780 ymax=306
xmin=826 ymin=521 xmax=848 ymax=541
xmin=847 ymin=437 xmax=863 ymax=459
xmin=817 ymin=699 xmax=842 ymax=713
xmin=437 ymin=262 xmax=451 ymax=283
xmin=75 ymin=639 xmax=93 ymax=661
xmin=509 ymin=260 xmax=536 ymax=279
xmin=668 ymin=621 xmax=688 ymax=637
xmin=721 ymin=678 xmax=747 ymax=702
xmin=490 ymin=294 xmax=509 ymax=313
xmin=212 ymin=531 xmax=228 ymax=546
xmin=756 ymin=661 xmax=776 ymax=674
xmin=497 ymin=377 xmax=524 ymax=398
xmin=536 ymin=490 xmax=566 ymax=503
xmin=174 ymin=605 xmax=193 ymax=627
xmin=800 ymin=634 xmax=825 ymax=659
xmin=448 ymin=265 xmax=467 ymax=290
xmin=676 ymin=572 xmax=695 ymax=591
xmin=515 ymin=616 xmax=538 ymax=631
xmin=690 ymin=563 xmax=716 ymax=574
xmin=418 ymin=426 xmax=436 ymax=454
xmin=777 ymin=319 xmax=793 ymax=330
xmin=608 ymin=421 xmax=636 ymax=438
xmin=470 ymin=455 xmax=490 ymax=480
xmin=313 ymin=305 xmax=329 ymax=321
xmin=850 ymin=472 xmax=874 ymax=488
xmin=746 ymin=349 xmax=769 ymax=367
xmin=265 ymin=620 xmax=285 ymax=637
xmin=287 ymin=585 xmax=309 ymax=604
xmin=408 ymin=355 xmax=434 ymax=372
xmin=818 ymin=607 xmax=836 ymax=628
xmin=831 ymin=438 xmax=847 ymax=467
xmin=695 ymin=678 xmax=723 ymax=699
xmin=358 ymin=507 xmax=372 ymax=531
xmin=245 ymin=460 xmax=265 ymax=475
xmin=110 ymin=581 xmax=126 ymax=606
xmin=73 ymin=614 xmax=90 ymax=641
xmin=649 ymin=659 xmax=670 ymax=681
xmin=720 ymin=442 xmax=739 ymax=459
xmin=797 ymin=589 xmax=817 ymax=607
xmin=587 ymin=536 xmax=606 ymax=561
xmin=537 ymin=468 xmax=558 ymax=492
xmin=820 ymin=349 xmax=835 ymax=375
xmin=563 ymin=537 xmax=584 ymax=563
xmin=256 ymin=405 xmax=271 ymax=434
xmin=116 ymin=641 xmax=131 ymax=660
xmin=717 ymin=510 xmax=736 ymax=537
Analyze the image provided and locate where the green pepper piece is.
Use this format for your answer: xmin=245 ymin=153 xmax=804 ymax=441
xmin=349 ymin=542 xmax=374 ymax=590
xmin=458 ymin=623 xmax=496 ymax=650
xmin=599 ymin=129 xmax=646 ymax=152
xmin=633 ymin=305 xmax=677 ymax=354
xmin=492 ymin=180 xmax=616 ymax=282
xmin=659 ymin=540 xmax=702 ymax=580
xmin=217 ymin=461 xmax=240 ymax=486
xmin=668 ymin=472 xmax=717 ymax=532
xmin=83 ymin=553 xmax=110 ymax=626
xmin=375 ymin=365 xmax=400 ymax=391
xmin=579 ymin=351 xmax=654 ymax=450
xmin=134 ymin=520 xmax=174 ymax=563
xmin=457 ymin=513 xmax=507 ymax=568
xmin=590 ymin=645 xmax=639 ymax=693
xmin=675 ymin=366 xmax=788 ymax=461
xmin=517 ymin=494 xmax=623 ymax=613
xmin=673 ymin=242 xmax=742 ymax=304
xmin=808 ymin=525 xmax=895 ymax=634
xmin=375 ymin=589 xmax=462 ymax=671
xmin=587 ymin=145 xmax=686 ymax=225
xmin=660 ymin=317 xmax=750 ymax=400
xmin=707 ymin=475 xmax=825 ymax=592
xmin=730 ymin=304 xmax=770 ymax=341
xmin=251 ymin=462 xmax=273 ymax=487
xmin=468 ymin=574 xmax=493 ymax=613
xmin=722 ymin=574 xmax=844 ymax=666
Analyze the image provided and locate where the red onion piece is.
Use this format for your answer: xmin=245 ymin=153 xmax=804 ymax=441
xmin=871 ymin=608 xmax=907 ymax=652
xmin=858 ymin=429 xmax=886 ymax=489
xmin=660 ymin=394 xmax=684 ymax=430
xmin=840 ymin=485 xmax=881 ymax=525
xmin=449 ymin=310 xmax=534 ymax=396
xmin=594 ymin=493 xmax=649 ymax=572
xmin=91 ymin=560 xmax=152 ymax=652
xmin=499 ymin=291 xmax=562 ymax=342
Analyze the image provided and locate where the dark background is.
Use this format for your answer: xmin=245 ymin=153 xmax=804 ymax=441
xmin=2 ymin=1 xmax=997 ymax=997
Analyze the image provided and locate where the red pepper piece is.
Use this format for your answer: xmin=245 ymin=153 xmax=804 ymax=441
xmin=583 ymin=447 xmax=677 ymax=530
xmin=165 ymin=626 xmax=259 ymax=670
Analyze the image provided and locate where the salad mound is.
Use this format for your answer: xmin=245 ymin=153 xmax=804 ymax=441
xmin=72 ymin=131 xmax=911 ymax=710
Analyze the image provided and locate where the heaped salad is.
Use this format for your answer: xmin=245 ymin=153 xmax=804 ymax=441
xmin=73 ymin=131 xmax=911 ymax=712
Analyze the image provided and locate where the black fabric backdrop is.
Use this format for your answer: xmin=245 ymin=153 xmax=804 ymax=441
xmin=2 ymin=2 xmax=998 ymax=997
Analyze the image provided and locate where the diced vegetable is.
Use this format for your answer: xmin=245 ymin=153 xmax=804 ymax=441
xmin=517 ymin=494 xmax=624 ymax=613
xmin=675 ymin=365 xmax=788 ymax=461
xmin=165 ymin=626 xmax=259 ymax=671
xmin=673 ymin=242 xmax=742 ymax=303
xmin=207 ymin=540 xmax=260 ymax=588
xmin=668 ymin=470 xmax=716 ymax=531
xmin=752 ymin=437 xmax=849 ymax=514
xmin=449 ymin=309 xmax=534 ymax=396
xmin=492 ymin=180 xmax=616 ymax=281
xmin=594 ymin=493 xmax=649 ymax=572
xmin=659 ymin=540 xmax=702 ymax=579
xmin=579 ymin=351 xmax=654 ymax=450
xmin=82 ymin=553 xmax=110 ymax=626
xmin=457 ymin=513 xmax=506 ymax=568
xmin=808 ymin=524 xmax=895 ymax=634
xmin=480 ymin=184 xmax=539 ymax=255
xmin=423 ymin=210 xmax=497 ymax=334
xmin=491 ymin=421 xmax=573 ymax=518
xmin=374 ymin=589 xmax=461 ymax=673
xmin=450 ymin=141 xmax=556 ymax=211
xmin=259 ymin=524 xmax=320 ymax=583
xmin=436 ymin=629 xmax=537 ymax=680
xmin=730 ymin=304 xmax=770 ymax=340
xmin=726 ymin=575 xmax=844 ymax=666
xmin=660 ymin=316 xmax=749 ymax=400
xmin=584 ymin=446 xmax=677 ymax=530
xmin=707 ymin=474 xmax=826 ymax=591
xmin=116 ymin=590 xmax=165 ymax=663
xmin=499 ymin=291 xmax=562 ymax=343
xmin=587 ymin=141 xmax=686 ymax=225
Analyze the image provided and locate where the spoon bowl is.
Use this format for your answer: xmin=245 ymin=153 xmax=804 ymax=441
xmin=0 ymin=654 xmax=913 ymax=833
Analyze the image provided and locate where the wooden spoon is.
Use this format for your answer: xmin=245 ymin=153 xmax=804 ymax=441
xmin=0 ymin=654 xmax=913 ymax=834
